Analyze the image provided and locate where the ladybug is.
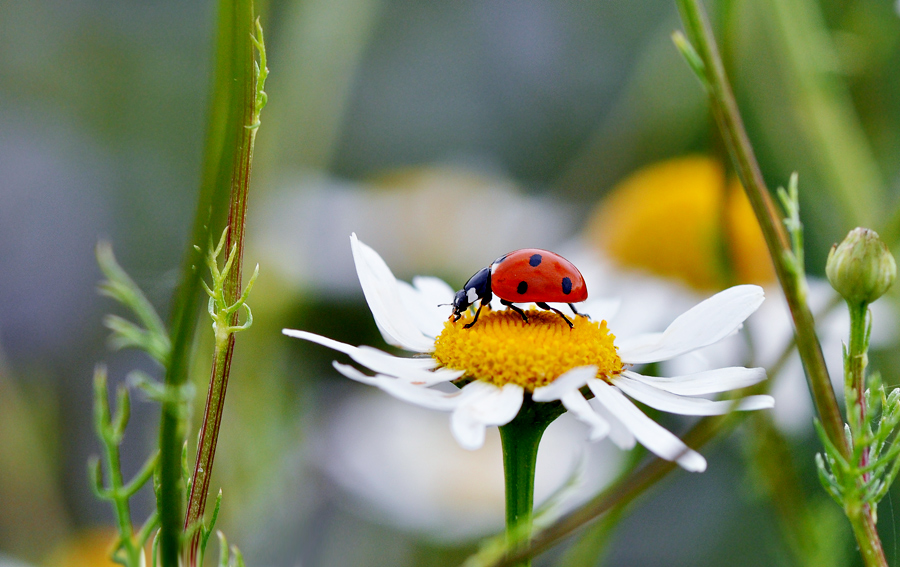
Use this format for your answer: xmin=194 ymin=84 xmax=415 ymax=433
xmin=450 ymin=249 xmax=588 ymax=329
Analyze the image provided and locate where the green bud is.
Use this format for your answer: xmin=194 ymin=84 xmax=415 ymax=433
xmin=826 ymin=227 xmax=896 ymax=306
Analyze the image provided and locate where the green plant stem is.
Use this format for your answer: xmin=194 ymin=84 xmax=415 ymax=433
xmin=674 ymin=0 xmax=846 ymax=457
xmin=847 ymin=303 xmax=868 ymax=433
xmin=490 ymin=412 xmax=733 ymax=567
xmin=498 ymin=397 xmax=564 ymax=567
xmin=157 ymin=0 xmax=259 ymax=563
xmin=674 ymin=2 xmax=887 ymax=562
xmin=848 ymin=512 xmax=886 ymax=567
xmin=98 ymin=416 xmax=141 ymax=564
xmin=93 ymin=368 xmax=156 ymax=567
xmin=843 ymin=302 xmax=886 ymax=566
xmin=183 ymin=338 xmax=234 ymax=566
xmin=182 ymin=2 xmax=260 ymax=566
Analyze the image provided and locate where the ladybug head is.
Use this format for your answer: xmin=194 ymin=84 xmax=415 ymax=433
xmin=450 ymin=267 xmax=492 ymax=322
xmin=450 ymin=289 xmax=471 ymax=322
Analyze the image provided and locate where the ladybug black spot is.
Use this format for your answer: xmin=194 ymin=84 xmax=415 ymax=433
xmin=517 ymin=281 xmax=528 ymax=294
xmin=529 ymin=253 xmax=542 ymax=267
xmin=561 ymin=277 xmax=572 ymax=295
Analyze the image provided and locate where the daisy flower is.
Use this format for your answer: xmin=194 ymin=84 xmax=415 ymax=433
xmin=283 ymin=234 xmax=773 ymax=473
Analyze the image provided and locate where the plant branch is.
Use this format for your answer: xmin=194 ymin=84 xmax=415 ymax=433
xmin=674 ymin=1 xmax=887 ymax=563
xmin=156 ymin=0 xmax=265 ymax=562
xmin=182 ymin=7 xmax=266 ymax=567
xmin=673 ymin=0 xmax=846 ymax=457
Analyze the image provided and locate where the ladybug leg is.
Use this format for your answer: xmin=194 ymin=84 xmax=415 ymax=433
xmin=568 ymin=303 xmax=590 ymax=320
xmin=500 ymin=299 xmax=529 ymax=323
xmin=536 ymin=302 xmax=574 ymax=329
xmin=463 ymin=302 xmax=484 ymax=328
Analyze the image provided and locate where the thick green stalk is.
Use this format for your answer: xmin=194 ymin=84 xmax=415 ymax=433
xmin=674 ymin=0 xmax=847 ymax=457
xmin=157 ymin=0 xmax=258 ymax=563
xmin=490 ymin=413 xmax=732 ymax=567
xmin=498 ymin=397 xmax=564 ymax=567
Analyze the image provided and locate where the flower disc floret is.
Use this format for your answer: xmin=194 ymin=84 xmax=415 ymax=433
xmin=433 ymin=309 xmax=623 ymax=391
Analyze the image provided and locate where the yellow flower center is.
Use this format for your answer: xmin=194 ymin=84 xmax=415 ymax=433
xmin=432 ymin=308 xmax=623 ymax=391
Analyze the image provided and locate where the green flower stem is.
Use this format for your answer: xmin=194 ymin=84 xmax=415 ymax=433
xmin=183 ymin=7 xmax=265 ymax=567
xmin=843 ymin=302 xmax=886 ymax=566
xmin=156 ymin=0 xmax=263 ymax=563
xmin=490 ymin=412 xmax=733 ymax=567
xmin=157 ymin=3 xmax=244 ymax=565
xmin=498 ymin=396 xmax=564 ymax=567
xmin=847 ymin=303 xmax=869 ymax=435
xmin=848 ymin=511 xmax=885 ymax=567
xmin=673 ymin=0 xmax=846 ymax=457
xmin=183 ymin=336 xmax=233 ymax=566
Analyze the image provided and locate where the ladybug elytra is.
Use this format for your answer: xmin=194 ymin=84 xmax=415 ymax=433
xmin=450 ymin=249 xmax=588 ymax=328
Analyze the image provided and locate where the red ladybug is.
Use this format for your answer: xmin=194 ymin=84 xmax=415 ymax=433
xmin=450 ymin=249 xmax=588 ymax=328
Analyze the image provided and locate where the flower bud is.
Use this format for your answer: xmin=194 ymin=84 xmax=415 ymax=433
xmin=826 ymin=227 xmax=896 ymax=306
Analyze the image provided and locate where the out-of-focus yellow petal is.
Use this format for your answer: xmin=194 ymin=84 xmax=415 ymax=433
xmin=45 ymin=528 xmax=147 ymax=567
xmin=586 ymin=156 xmax=776 ymax=292
xmin=725 ymin=178 xmax=777 ymax=287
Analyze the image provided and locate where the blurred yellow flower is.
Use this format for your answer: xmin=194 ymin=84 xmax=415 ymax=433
xmin=586 ymin=155 xmax=776 ymax=291
xmin=45 ymin=528 xmax=146 ymax=567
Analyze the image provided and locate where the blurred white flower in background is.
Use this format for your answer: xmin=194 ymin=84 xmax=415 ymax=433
xmin=253 ymin=165 xmax=572 ymax=294
xmin=318 ymin=390 xmax=622 ymax=541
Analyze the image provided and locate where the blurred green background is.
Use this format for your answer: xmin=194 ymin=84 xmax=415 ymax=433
xmin=2 ymin=0 xmax=900 ymax=565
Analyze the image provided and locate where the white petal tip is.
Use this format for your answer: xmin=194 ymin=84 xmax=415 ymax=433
xmin=737 ymin=395 xmax=775 ymax=411
xmin=681 ymin=454 xmax=707 ymax=472
xmin=451 ymin=422 xmax=487 ymax=451
xmin=458 ymin=439 xmax=484 ymax=451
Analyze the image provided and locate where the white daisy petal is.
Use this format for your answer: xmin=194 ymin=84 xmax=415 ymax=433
xmin=333 ymin=362 xmax=466 ymax=411
xmin=283 ymin=329 xmax=461 ymax=386
xmin=612 ymin=374 xmax=774 ymax=416
xmin=560 ymin=389 xmax=610 ymax=441
xmin=588 ymin=380 xmax=707 ymax=472
xmin=588 ymin=395 xmax=636 ymax=450
xmin=622 ymin=367 xmax=767 ymax=396
xmin=350 ymin=233 xmax=436 ymax=352
xmin=451 ymin=382 xmax=524 ymax=450
xmin=396 ymin=279 xmax=450 ymax=340
xmin=412 ymin=276 xmax=456 ymax=308
xmin=532 ymin=366 xmax=597 ymax=402
xmin=616 ymin=285 xmax=764 ymax=364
